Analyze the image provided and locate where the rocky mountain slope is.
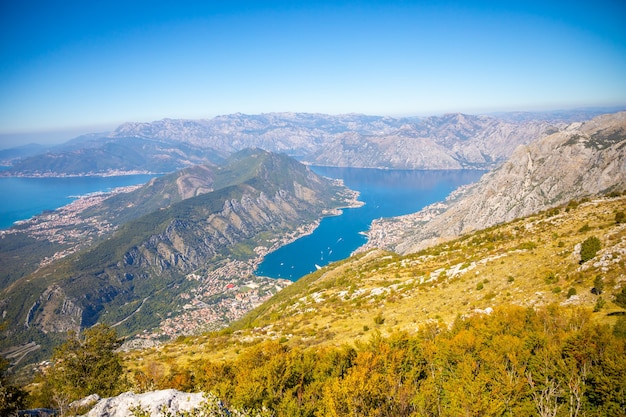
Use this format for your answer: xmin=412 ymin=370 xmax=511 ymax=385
xmin=2 ymin=112 xmax=567 ymax=175
xmin=0 ymin=164 xmax=222 ymax=295
xmin=222 ymin=195 xmax=626 ymax=348
xmin=310 ymin=113 xmax=557 ymax=169
xmin=0 ymin=150 xmax=357 ymax=365
xmin=362 ymin=112 xmax=626 ymax=254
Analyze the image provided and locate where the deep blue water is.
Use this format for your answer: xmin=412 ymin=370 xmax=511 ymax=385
xmin=255 ymin=167 xmax=485 ymax=281
xmin=0 ymin=175 xmax=158 ymax=229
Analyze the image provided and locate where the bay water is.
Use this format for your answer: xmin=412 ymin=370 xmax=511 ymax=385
xmin=255 ymin=167 xmax=485 ymax=280
xmin=0 ymin=174 xmax=158 ymax=229
xmin=0 ymin=168 xmax=485 ymax=281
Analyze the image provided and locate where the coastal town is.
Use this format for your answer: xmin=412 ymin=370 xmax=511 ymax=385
xmin=0 ymin=185 xmax=143 ymax=267
xmin=125 ymin=222 xmax=326 ymax=343
xmin=147 ymin=263 xmax=292 ymax=340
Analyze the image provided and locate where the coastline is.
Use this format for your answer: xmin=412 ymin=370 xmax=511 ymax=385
xmin=0 ymin=174 xmax=161 ymax=229
xmin=0 ymin=169 xmax=159 ymax=178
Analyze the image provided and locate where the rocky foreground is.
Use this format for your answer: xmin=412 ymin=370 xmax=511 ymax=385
xmin=82 ymin=390 xmax=205 ymax=417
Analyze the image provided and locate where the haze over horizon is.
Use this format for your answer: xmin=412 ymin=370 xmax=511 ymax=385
xmin=1 ymin=0 xmax=625 ymax=148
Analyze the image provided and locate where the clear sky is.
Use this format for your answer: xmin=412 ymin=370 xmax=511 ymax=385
xmin=1 ymin=0 xmax=625 ymax=141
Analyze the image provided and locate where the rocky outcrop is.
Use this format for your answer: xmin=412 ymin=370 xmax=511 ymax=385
xmin=84 ymin=390 xmax=205 ymax=417
xmin=28 ymin=285 xmax=82 ymax=334
xmin=81 ymin=389 xmax=266 ymax=417
xmin=366 ymin=112 xmax=626 ymax=254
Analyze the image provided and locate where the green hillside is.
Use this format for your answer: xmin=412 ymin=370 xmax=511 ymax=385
xmin=117 ymin=194 xmax=626 ymax=415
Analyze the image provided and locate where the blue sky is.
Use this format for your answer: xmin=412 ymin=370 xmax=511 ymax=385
xmin=1 ymin=0 xmax=625 ymax=142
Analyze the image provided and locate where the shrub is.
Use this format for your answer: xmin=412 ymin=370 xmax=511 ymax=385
xmin=483 ymin=291 xmax=496 ymax=300
xmin=43 ymin=324 xmax=125 ymax=405
xmin=614 ymin=287 xmax=626 ymax=309
xmin=616 ymin=211 xmax=625 ymax=224
xmin=0 ymin=358 xmax=26 ymax=417
xmin=614 ymin=316 xmax=626 ymax=339
xmin=545 ymin=272 xmax=558 ymax=284
xmin=567 ymin=287 xmax=577 ymax=298
xmin=580 ymin=236 xmax=601 ymax=263
xmin=593 ymin=297 xmax=606 ymax=312
xmin=592 ymin=275 xmax=604 ymax=295
xmin=517 ymin=241 xmax=537 ymax=251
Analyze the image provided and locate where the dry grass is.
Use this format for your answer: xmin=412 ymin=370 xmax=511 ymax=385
xmin=125 ymin=195 xmax=626 ymax=372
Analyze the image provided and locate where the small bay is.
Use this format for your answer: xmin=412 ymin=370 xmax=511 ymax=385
xmin=255 ymin=167 xmax=485 ymax=281
xmin=0 ymin=175 xmax=158 ymax=229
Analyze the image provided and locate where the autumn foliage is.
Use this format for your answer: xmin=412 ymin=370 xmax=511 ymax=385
xmin=135 ymin=305 xmax=626 ymax=416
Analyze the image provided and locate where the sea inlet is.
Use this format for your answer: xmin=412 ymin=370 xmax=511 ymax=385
xmin=255 ymin=167 xmax=485 ymax=281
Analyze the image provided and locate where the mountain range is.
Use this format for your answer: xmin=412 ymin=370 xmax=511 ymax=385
xmin=0 ymin=112 xmax=576 ymax=175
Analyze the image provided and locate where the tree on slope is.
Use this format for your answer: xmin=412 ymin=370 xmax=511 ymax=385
xmin=44 ymin=324 xmax=125 ymax=409
xmin=0 ymin=357 xmax=26 ymax=417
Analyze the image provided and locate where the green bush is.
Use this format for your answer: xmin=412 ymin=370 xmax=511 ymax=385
xmin=594 ymin=297 xmax=606 ymax=312
xmin=593 ymin=275 xmax=604 ymax=294
xmin=614 ymin=287 xmax=626 ymax=309
xmin=614 ymin=316 xmax=626 ymax=338
xmin=580 ymin=236 xmax=601 ymax=263
xmin=42 ymin=324 xmax=125 ymax=406
xmin=517 ymin=241 xmax=537 ymax=251
xmin=545 ymin=272 xmax=558 ymax=284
